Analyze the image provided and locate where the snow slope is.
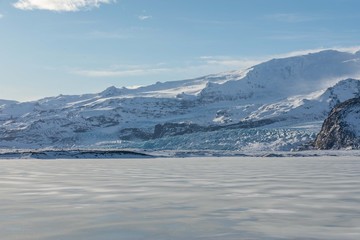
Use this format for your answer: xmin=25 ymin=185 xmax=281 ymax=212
xmin=1 ymin=50 xmax=360 ymax=150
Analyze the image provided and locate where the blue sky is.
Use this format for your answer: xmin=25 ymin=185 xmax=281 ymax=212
xmin=1 ymin=0 xmax=360 ymax=101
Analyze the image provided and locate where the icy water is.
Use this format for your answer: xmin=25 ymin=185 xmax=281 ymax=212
xmin=1 ymin=157 xmax=360 ymax=240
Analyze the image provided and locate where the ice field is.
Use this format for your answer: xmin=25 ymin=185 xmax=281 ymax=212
xmin=1 ymin=157 xmax=360 ymax=239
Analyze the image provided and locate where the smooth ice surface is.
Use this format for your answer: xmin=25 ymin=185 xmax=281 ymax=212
xmin=1 ymin=157 xmax=360 ymax=240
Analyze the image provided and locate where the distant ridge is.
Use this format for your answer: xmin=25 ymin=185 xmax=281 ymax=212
xmin=0 ymin=149 xmax=153 ymax=159
xmin=1 ymin=50 xmax=360 ymax=151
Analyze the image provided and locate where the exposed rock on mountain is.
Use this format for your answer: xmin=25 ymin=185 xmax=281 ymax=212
xmin=151 ymin=119 xmax=276 ymax=139
xmin=314 ymin=98 xmax=360 ymax=149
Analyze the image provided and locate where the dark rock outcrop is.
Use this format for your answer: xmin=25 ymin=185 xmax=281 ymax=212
xmin=118 ymin=118 xmax=278 ymax=141
xmin=314 ymin=97 xmax=360 ymax=149
xmin=152 ymin=119 xmax=277 ymax=139
xmin=0 ymin=149 xmax=153 ymax=159
xmin=153 ymin=122 xmax=207 ymax=138
xmin=119 ymin=128 xmax=153 ymax=140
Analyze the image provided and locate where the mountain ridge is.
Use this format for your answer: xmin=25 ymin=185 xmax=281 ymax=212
xmin=1 ymin=49 xmax=360 ymax=150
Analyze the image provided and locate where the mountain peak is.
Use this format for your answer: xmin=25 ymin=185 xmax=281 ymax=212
xmin=206 ymin=49 xmax=360 ymax=99
xmin=100 ymin=86 xmax=128 ymax=97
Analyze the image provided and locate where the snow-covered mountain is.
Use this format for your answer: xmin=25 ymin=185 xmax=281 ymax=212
xmin=1 ymin=49 xmax=360 ymax=150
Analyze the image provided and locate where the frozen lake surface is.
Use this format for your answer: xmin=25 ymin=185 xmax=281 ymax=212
xmin=1 ymin=157 xmax=360 ymax=240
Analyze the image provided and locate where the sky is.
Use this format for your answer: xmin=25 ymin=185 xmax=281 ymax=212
xmin=1 ymin=0 xmax=360 ymax=101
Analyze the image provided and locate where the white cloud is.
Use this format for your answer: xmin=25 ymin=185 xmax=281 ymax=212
xmin=138 ymin=15 xmax=152 ymax=21
xmin=71 ymin=58 xmax=257 ymax=80
xmin=13 ymin=0 xmax=115 ymax=12
xmin=0 ymin=13 xmax=3 ymax=18
xmin=199 ymin=56 xmax=260 ymax=69
xmin=73 ymin=67 xmax=169 ymax=78
xmin=72 ymin=46 xmax=360 ymax=81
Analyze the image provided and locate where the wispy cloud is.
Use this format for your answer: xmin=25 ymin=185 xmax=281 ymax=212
xmin=199 ymin=56 xmax=260 ymax=69
xmin=265 ymin=13 xmax=316 ymax=23
xmin=71 ymin=46 xmax=360 ymax=80
xmin=0 ymin=13 xmax=3 ymax=19
xmin=138 ymin=15 xmax=152 ymax=21
xmin=73 ymin=65 xmax=169 ymax=78
xmin=13 ymin=0 xmax=116 ymax=12
xmin=71 ymin=58 xmax=258 ymax=80
xmin=137 ymin=10 xmax=152 ymax=21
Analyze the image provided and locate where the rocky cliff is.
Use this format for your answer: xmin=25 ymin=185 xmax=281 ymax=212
xmin=314 ymin=98 xmax=360 ymax=149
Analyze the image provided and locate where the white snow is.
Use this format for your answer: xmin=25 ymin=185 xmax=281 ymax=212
xmin=344 ymin=105 xmax=360 ymax=137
